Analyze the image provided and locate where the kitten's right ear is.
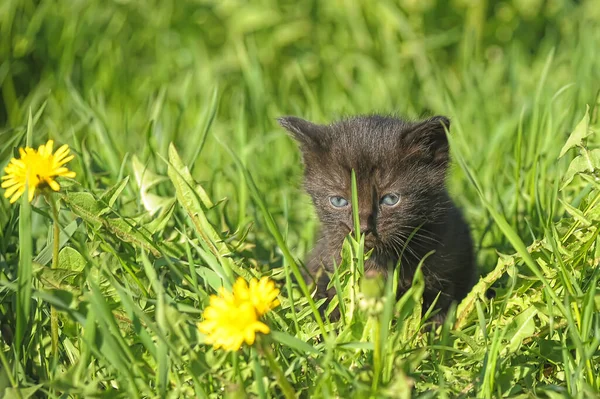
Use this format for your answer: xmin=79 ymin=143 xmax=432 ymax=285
xmin=402 ymin=116 xmax=450 ymax=165
xmin=277 ymin=116 xmax=326 ymax=149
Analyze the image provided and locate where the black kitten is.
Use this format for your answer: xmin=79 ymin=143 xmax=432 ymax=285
xmin=279 ymin=114 xmax=476 ymax=322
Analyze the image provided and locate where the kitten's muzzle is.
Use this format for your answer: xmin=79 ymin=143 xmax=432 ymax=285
xmin=355 ymin=223 xmax=378 ymax=249
xmin=363 ymin=233 xmax=377 ymax=249
xmin=350 ymin=222 xmax=373 ymax=236
xmin=345 ymin=216 xmax=378 ymax=248
xmin=359 ymin=223 xmax=371 ymax=235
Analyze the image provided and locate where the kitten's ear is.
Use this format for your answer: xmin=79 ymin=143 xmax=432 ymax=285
xmin=277 ymin=116 xmax=327 ymax=150
xmin=403 ymin=116 xmax=450 ymax=165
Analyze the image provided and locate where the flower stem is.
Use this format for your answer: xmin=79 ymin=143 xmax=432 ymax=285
xmin=231 ymin=351 xmax=247 ymax=398
xmin=48 ymin=195 xmax=60 ymax=360
xmin=0 ymin=346 xmax=22 ymax=399
xmin=259 ymin=337 xmax=295 ymax=399
xmin=371 ymin=317 xmax=381 ymax=393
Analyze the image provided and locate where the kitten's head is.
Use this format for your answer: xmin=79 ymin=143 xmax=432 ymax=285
xmin=279 ymin=114 xmax=452 ymax=257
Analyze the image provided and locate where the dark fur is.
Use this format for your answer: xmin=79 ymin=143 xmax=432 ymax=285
xmin=279 ymin=114 xmax=476 ymax=321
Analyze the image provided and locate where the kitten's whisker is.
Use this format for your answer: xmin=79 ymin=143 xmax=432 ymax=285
xmin=411 ymin=233 xmax=442 ymax=246
xmin=400 ymin=225 xmax=443 ymax=240
xmin=389 ymin=235 xmax=420 ymax=263
xmin=402 ymin=234 xmax=436 ymax=249
xmin=393 ymin=231 xmax=434 ymax=252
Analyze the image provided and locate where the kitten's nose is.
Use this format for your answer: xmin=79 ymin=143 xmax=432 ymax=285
xmin=359 ymin=222 xmax=371 ymax=234
xmin=357 ymin=213 xmax=375 ymax=235
xmin=350 ymin=220 xmax=372 ymax=235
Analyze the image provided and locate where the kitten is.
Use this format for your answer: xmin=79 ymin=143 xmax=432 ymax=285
xmin=279 ymin=114 xmax=476 ymax=322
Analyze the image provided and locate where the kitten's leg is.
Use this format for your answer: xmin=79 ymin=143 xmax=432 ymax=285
xmin=422 ymin=283 xmax=454 ymax=326
xmin=309 ymin=270 xmax=340 ymax=322
xmin=305 ymin=251 xmax=341 ymax=322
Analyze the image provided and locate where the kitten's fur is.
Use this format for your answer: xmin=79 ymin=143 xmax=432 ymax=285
xmin=279 ymin=114 xmax=476 ymax=321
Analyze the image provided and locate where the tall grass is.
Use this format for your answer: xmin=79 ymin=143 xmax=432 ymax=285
xmin=1 ymin=0 xmax=599 ymax=397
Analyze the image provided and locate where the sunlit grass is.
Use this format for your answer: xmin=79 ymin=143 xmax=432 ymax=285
xmin=1 ymin=0 xmax=599 ymax=397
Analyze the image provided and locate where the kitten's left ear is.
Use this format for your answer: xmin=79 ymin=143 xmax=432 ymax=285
xmin=277 ymin=116 xmax=328 ymax=150
xmin=404 ymin=116 xmax=450 ymax=165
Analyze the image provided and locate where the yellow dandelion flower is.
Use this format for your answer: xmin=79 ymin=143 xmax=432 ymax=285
xmin=1 ymin=140 xmax=76 ymax=203
xmin=198 ymin=277 xmax=280 ymax=351
xmin=198 ymin=286 xmax=270 ymax=351
xmin=233 ymin=276 xmax=280 ymax=316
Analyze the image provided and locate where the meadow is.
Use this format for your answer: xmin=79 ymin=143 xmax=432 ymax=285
xmin=1 ymin=0 xmax=600 ymax=397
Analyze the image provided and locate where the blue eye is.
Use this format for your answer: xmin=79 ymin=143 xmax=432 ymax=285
xmin=329 ymin=196 xmax=349 ymax=208
xmin=381 ymin=193 xmax=400 ymax=206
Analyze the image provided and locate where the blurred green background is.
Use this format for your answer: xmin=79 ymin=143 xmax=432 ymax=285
xmin=2 ymin=0 xmax=600 ymax=274
xmin=2 ymin=1 xmax=600 ymax=397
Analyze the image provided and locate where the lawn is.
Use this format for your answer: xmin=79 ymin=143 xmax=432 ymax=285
xmin=1 ymin=0 xmax=599 ymax=397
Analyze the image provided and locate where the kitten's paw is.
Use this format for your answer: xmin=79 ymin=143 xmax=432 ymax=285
xmin=421 ymin=312 xmax=446 ymax=333
xmin=326 ymin=306 xmax=341 ymax=323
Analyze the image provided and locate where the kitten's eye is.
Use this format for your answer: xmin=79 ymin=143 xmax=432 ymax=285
xmin=329 ymin=196 xmax=349 ymax=208
xmin=381 ymin=193 xmax=400 ymax=206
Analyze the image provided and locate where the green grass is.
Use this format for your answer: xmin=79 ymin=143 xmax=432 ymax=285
xmin=1 ymin=0 xmax=600 ymax=397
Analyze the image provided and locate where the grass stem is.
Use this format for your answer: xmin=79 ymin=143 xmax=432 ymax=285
xmin=259 ymin=337 xmax=296 ymax=399
xmin=48 ymin=194 xmax=60 ymax=360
